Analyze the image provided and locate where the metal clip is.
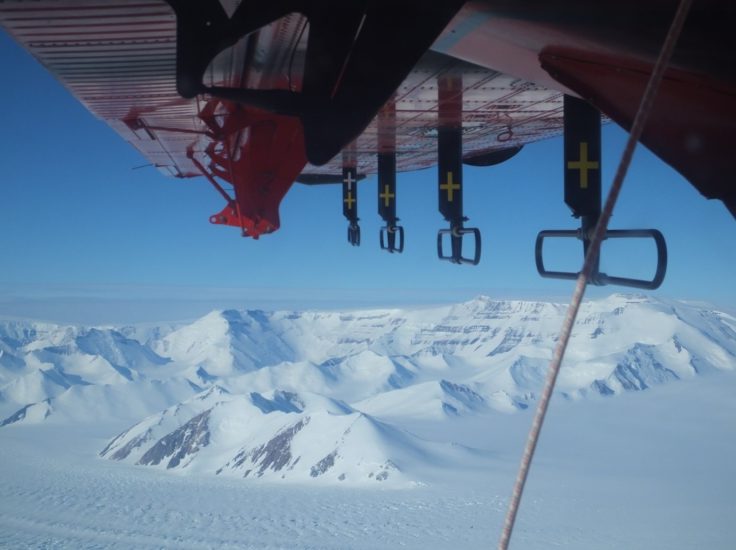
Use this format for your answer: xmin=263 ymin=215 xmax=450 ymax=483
xmin=347 ymin=223 xmax=361 ymax=247
xmin=438 ymin=224 xmax=481 ymax=265
xmin=380 ymin=225 xmax=404 ymax=253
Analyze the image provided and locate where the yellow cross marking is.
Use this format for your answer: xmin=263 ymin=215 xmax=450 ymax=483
xmin=567 ymin=142 xmax=599 ymax=189
xmin=379 ymin=184 xmax=395 ymax=207
xmin=344 ymin=192 xmax=356 ymax=209
xmin=440 ymin=172 xmax=460 ymax=202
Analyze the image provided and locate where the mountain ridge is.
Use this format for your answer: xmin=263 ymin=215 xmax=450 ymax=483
xmin=1 ymin=295 xmax=734 ymax=485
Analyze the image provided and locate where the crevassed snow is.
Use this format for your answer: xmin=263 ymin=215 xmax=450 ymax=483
xmin=0 ymin=370 xmax=734 ymax=549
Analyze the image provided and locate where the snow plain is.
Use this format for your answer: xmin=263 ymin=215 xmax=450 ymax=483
xmin=1 ymin=295 xmax=735 ymax=548
xmin=2 ymin=373 xmax=734 ymax=549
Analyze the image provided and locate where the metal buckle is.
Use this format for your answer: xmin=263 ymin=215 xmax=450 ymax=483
xmin=437 ymin=225 xmax=481 ymax=265
xmin=380 ymin=225 xmax=404 ymax=253
xmin=347 ymin=224 xmax=361 ymax=247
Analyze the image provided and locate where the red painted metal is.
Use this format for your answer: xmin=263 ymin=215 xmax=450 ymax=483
xmin=540 ymin=48 xmax=736 ymax=205
xmin=188 ymin=155 xmax=233 ymax=205
xmin=212 ymin=110 xmax=306 ymax=238
xmin=0 ymin=0 xmax=565 ymax=240
xmin=434 ymin=0 xmax=736 ymax=211
xmin=9 ymin=1 xmax=731 ymax=235
xmin=0 ymin=2 xmax=313 ymax=237
xmin=12 ymin=0 xmax=700 ymax=237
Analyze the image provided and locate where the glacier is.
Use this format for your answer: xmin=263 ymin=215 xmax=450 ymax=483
xmin=0 ymin=294 xmax=734 ymax=548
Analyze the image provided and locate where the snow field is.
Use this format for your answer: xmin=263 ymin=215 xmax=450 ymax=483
xmin=1 ymin=371 xmax=734 ymax=549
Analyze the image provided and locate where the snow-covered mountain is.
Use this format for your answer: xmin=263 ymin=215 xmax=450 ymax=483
xmin=1 ymin=294 xmax=734 ymax=485
xmin=98 ymin=385 xmax=475 ymax=486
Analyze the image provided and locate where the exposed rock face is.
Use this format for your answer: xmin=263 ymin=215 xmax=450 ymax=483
xmin=138 ymin=410 xmax=212 ymax=469
xmin=100 ymin=427 xmax=154 ymax=462
xmin=1 ymin=402 xmax=44 ymax=427
xmin=230 ymin=418 xmax=309 ymax=478
xmin=310 ymin=450 xmax=337 ymax=478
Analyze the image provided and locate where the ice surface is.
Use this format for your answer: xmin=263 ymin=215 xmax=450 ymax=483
xmin=1 ymin=371 xmax=734 ymax=549
xmin=0 ymin=296 xmax=734 ymax=547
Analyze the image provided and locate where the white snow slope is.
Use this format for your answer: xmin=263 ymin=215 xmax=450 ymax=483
xmin=0 ymin=294 xmax=734 ymax=548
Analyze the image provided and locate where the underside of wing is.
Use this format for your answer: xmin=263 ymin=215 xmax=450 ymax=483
xmin=2 ymin=0 xmax=733 ymax=245
xmin=0 ymin=1 xmax=563 ymax=238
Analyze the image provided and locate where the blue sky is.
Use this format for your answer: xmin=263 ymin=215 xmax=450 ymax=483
xmin=1 ymin=30 xmax=734 ymax=323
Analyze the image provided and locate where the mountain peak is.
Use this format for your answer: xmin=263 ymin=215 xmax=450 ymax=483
xmin=602 ymin=293 xmax=653 ymax=305
xmin=3 ymin=295 xmax=734 ymax=486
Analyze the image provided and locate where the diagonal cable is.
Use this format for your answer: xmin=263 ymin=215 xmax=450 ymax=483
xmin=497 ymin=1 xmax=694 ymax=548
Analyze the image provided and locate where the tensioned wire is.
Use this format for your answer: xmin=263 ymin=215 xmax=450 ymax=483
xmin=497 ymin=0 xmax=695 ymax=548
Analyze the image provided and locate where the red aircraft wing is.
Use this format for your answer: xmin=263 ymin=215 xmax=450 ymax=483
xmin=0 ymin=1 xmax=563 ymax=239
xmin=1 ymin=0 xmax=733 ymax=241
